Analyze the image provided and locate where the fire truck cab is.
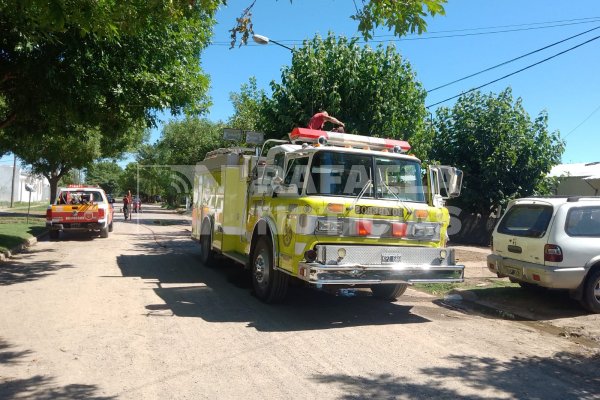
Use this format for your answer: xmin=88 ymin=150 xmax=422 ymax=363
xmin=192 ymin=128 xmax=464 ymax=303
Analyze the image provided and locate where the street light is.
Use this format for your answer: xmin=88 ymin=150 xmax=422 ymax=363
xmin=252 ymin=33 xmax=293 ymax=52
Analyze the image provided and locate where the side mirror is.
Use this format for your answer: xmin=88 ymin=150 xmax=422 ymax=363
xmin=110 ymin=198 xmax=115 ymax=204
xmin=429 ymin=166 xmax=463 ymax=200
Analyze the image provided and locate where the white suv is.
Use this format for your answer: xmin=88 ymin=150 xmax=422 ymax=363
xmin=487 ymin=196 xmax=600 ymax=313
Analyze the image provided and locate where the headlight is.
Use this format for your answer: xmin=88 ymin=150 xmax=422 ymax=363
xmin=316 ymin=219 xmax=342 ymax=234
xmin=406 ymin=222 xmax=441 ymax=241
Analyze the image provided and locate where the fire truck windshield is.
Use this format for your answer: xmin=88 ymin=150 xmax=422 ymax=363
xmin=304 ymin=151 xmax=425 ymax=202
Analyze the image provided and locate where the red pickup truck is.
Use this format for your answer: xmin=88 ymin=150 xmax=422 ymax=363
xmin=46 ymin=185 xmax=115 ymax=239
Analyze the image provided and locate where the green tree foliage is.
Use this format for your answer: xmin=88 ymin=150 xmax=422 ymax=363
xmin=229 ymin=0 xmax=446 ymax=47
xmin=0 ymin=1 xmax=216 ymax=143
xmin=156 ymin=118 xmax=226 ymax=166
xmin=122 ymin=118 xmax=226 ymax=205
xmin=255 ymin=33 xmax=427 ymax=141
xmin=85 ymin=161 xmax=123 ymax=195
xmin=227 ymin=77 xmax=266 ymax=131
xmin=2 ymin=121 xmax=145 ymax=201
xmin=430 ymin=88 xmax=565 ymax=216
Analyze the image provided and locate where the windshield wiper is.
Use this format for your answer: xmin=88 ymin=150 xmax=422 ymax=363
xmin=347 ymin=179 xmax=372 ymax=212
xmin=377 ymin=169 xmax=413 ymax=216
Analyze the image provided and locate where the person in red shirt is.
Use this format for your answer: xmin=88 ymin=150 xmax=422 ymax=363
xmin=307 ymin=110 xmax=345 ymax=131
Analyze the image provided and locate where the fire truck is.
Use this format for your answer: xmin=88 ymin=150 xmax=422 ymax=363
xmin=192 ymin=128 xmax=464 ymax=303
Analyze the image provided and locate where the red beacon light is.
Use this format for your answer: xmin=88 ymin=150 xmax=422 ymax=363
xmin=289 ymin=128 xmax=410 ymax=153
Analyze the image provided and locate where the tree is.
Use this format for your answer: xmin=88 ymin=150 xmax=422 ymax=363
xmin=430 ymin=88 xmax=565 ymax=217
xmin=227 ymin=77 xmax=266 ymax=131
xmin=229 ymin=0 xmax=447 ymax=47
xmin=0 ymin=1 xmax=216 ymax=144
xmin=252 ymin=33 xmax=427 ymax=142
xmin=3 ymin=121 xmax=145 ymax=201
xmin=85 ymin=161 xmax=123 ymax=195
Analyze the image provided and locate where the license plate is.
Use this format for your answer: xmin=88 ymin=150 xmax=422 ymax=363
xmin=381 ymin=253 xmax=402 ymax=263
xmin=505 ymin=266 xmax=522 ymax=279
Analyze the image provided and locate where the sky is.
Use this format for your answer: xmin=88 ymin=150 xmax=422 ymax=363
xmin=200 ymin=0 xmax=600 ymax=164
xmin=1 ymin=0 xmax=598 ymax=169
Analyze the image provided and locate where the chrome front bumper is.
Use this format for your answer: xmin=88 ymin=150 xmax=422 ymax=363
xmin=298 ymin=245 xmax=464 ymax=285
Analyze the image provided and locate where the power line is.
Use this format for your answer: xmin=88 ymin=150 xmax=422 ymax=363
xmin=372 ymin=16 xmax=600 ymax=37
xmin=425 ymin=34 xmax=600 ymax=109
xmin=563 ymin=104 xmax=600 ymax=139
xmin=210 ymin=17 xmax=600 ymax=46
xmin=428 ymin=25 xmax=600 ymax=92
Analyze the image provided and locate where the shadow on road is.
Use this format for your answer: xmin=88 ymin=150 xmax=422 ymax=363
xmin=0 ymin=338 xmax=114 ymax=400
xmin=0 ymin=249 xmax=73 ymax=286
xmin=446 ymin=286 xmax=590 ymax=321
xmin=312 ymin=351 xmax=600 ymax=399
xmin=116 ymin=249 xmax=430 ymax=332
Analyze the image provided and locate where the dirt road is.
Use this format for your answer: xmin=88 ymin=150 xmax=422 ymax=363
xmin=1 ymin=205 xmax=599 ymax=399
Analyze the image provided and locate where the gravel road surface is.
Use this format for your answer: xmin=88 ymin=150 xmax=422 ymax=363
xmin=1 ymin=204 xmax=599 ymax=399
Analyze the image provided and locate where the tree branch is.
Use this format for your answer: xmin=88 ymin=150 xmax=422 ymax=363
xmin=0 ymin=112 xmax=16 ymax=130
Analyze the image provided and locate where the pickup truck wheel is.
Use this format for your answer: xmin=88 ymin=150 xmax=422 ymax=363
xmin=252 ymin=236 xmax=288 ymax=303
xmin=199 ymin=221 xmax=215 ymax=266
xmin=108 ymin=221 xmax=114 ymax=232
xmin=582 ymin=268 xmax=600 ymax=313
xmin=49 ymin=230 xmax=59 ymax=240
xmin=371 ymin=284 xmax=408 ymax=300
xmin=100 ymin=226 xmax=109 ymax=238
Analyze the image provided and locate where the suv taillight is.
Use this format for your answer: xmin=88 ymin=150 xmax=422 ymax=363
xmin=98 ymin=208 xmax=105 ymax=219
xmin=46 ymin=208 xmax=52 ymax=221
xmin=544 ymin=244 xmax=563 ymax=262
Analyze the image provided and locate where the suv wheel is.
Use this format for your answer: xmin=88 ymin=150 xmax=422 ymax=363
xmin=582 ymin=268 xmax=600 ymax=314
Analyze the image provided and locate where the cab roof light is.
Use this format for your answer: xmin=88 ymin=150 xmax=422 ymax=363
xmin=326 ymin=203 xmax=344 ymax=213
xmin=290 ymin=128 xmax=411 ymax=153
xmin=415 ymin=209 xmax=429 ymax=219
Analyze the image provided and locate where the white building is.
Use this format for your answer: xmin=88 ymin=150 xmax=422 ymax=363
xmin=549 ymin=162 xmax=600 ymax=196
xmin=0 ymin=164 xmax=51 ymax=203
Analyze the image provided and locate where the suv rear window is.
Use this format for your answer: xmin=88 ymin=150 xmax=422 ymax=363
xmin=497 ymin=204 xmax=553 ymax=238
xmin=566 ymin=206 xmax=600 ymax=237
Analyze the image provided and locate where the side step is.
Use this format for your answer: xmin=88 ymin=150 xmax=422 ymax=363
xmin=221 ymin=251 xmax=249 ymax=267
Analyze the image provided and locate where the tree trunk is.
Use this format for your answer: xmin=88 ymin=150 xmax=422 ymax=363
xmin=48 ymin=175 xmax=61 ymax=203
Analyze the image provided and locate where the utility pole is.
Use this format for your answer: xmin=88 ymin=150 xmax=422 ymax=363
xmin=10 ymin=155 xmax=17 ymax=208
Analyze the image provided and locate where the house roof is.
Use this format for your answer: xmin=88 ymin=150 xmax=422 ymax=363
xmin=548 ymin=162 xmax=600 ymax=178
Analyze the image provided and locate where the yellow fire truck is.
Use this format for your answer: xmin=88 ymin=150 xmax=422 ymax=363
xmin=192 ymin=128 xmax=464 ymax=303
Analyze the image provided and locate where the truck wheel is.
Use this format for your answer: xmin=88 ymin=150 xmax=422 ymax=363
xmin=199 ymin=221 xmax=215 ymax=266
xmin=49 ymin=230 xmax=59 ymax=240
xmin=100 ymin=226 xmax=109 ymax=238
xmin=582 ymin=268 xmax=600 ymax=314
xmin=371 ymin=283 xmax=408 ymax=300
xmin=252 ymin=236 xmax=288 ymax=303
xmin=108 ymin=221 xmax=114 ymax=232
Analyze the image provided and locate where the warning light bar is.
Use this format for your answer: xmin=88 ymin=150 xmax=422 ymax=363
xmin=67 ymin=184 xmax=100 ymax=188
xmin=289 ymin=128 xmax=411 ymax=153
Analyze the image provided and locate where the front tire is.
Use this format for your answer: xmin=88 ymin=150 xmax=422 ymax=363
xmin=108 ymin=221 xmax=114 ymax=232
xmin=371 ymin=283 xmax=408 ymax=300
xmin=582 ymin=268 xmax=600 ymax=313
xmin=252 ymin=236 xmax=288 ymax=303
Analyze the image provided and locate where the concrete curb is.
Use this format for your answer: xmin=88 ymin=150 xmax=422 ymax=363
xmin=0 ymin=229 xmax=49 ymax=262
